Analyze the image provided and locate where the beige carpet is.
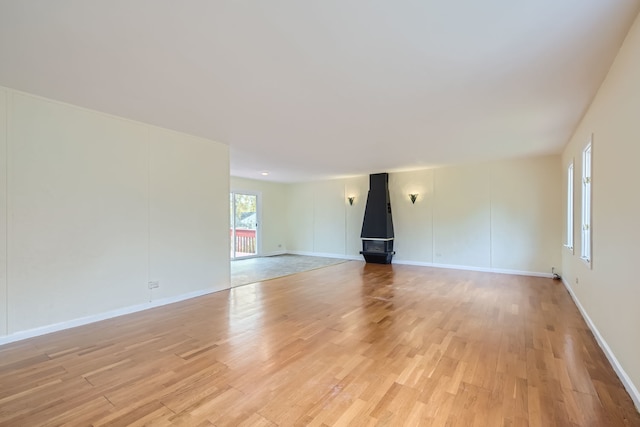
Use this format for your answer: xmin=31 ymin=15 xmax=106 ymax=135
xmin=230 ymin=254 xmax=349 ymax=287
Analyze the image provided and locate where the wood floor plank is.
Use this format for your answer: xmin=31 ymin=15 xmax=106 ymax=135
xmin=0 ymin=262 xmax=638 ymax=426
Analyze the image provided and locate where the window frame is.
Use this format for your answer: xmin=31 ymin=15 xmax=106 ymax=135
xmin=581 ymin=141 xmax=592 ymax=266
xmin=565 ymin=161 xmax=574 ymax=252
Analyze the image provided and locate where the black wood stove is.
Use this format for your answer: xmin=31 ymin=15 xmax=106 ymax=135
xmin=360 ymin=173 xmax=395 ymax=264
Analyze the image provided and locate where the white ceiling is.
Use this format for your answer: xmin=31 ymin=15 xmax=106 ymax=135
xmin=1 ymin=1 xmax=638 ymax=182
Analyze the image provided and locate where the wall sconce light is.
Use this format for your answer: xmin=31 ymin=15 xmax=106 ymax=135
xmin=409 ymin=193 xmax=418 ymax=204
xmin=348 ymin=196 xmax=355 ymax=206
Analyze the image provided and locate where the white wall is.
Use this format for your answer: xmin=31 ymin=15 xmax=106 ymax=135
xmin=345 ymin=176 xmax=368 ymax=256
xmin=230 ymin=177 xmax=288 ymax=256
xmin=0 ymin=87 xmax=229 ymax=338
xmin=561 ymin=11 xmax=640 ymax=406
xmin=285 ymin=182 xmax=317 ymax=254
xmin=286 ymin=155 xmax=561 ymax=275
xmin=432 ymin=164 xmax=492 ymax=267
xmin=490 ymin=157 xmax=561 ymax=273
xmin=313 ymin=180 xmax=348 ymax=255
xmin=389 ymin=168 xmax=434 ymax=263
xmin=0 ymin=88 xmax=7 ymax=336
xmin=149 ymin=128 xmax=229 ymax=300
xmin=286 ymin=176 xmax=367 ymax=258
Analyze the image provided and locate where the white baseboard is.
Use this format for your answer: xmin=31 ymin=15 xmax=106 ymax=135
xmin=287 ymin=250 xmax=361 ymax=261
xmin=261 ymin=250 xmax=287 ymax=257
xmin=384 ymin=258 xmax=553 ymax=278
xmin=0 ymin=288 xmax=220 ymax=347
xmin=561 ymin=278 xmax=640 ymax=412
xmin=287 ymin=251 xmax=552 ymax=278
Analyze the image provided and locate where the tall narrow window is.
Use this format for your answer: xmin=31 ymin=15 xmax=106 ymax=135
xmin=581 ymin=142 xmax=592 ymax=263
xmin=566 ymin=162 xmax=574 ymax=251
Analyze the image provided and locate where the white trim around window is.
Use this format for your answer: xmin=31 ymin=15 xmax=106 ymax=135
xmin=581 ymin=141 xmax=592 ymax=266
xmin=565 ymin=161 xmax=574 ymax=252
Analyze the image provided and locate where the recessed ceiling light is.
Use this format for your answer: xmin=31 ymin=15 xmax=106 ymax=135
xmin=261 ymin=171 xmax=269 ymax=176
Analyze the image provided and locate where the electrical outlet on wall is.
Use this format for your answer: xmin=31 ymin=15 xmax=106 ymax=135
xmin=575 ymin=277 xmax=579 ymax=285
xmin=148 ymin=281 xmax=160 ymax=289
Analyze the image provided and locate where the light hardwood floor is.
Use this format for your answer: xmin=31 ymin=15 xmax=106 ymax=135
xmin=0 ymin=262 xmax=638 ymax=426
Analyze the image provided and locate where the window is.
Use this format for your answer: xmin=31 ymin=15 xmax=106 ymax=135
xmin=230 ymin=192 xmax=259 ymax=260
xmin=565 ymin=162 xmax=574 ymax=251
xmin=581 ymin=142 xmax=592 ymax=263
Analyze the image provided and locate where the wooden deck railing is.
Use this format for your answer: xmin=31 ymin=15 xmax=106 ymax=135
xmin=231 ymin=229 xmax=256 ymax=254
